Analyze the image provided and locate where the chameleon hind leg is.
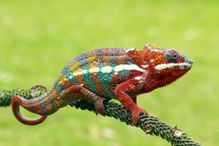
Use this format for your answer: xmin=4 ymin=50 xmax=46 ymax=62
xmin=81 ymin=87 xmax=106 ymax=115
xmin=60 ymin=84 xmax=106 ymax=115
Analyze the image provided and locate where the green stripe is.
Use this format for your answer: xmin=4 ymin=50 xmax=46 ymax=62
xmin=48 ymin=93 xmax=59 ymax=111
xmin=54 ymin=81 xmax=64 ymax=93
xmin=97 ymin=49 xmax=115 ymax=98
xmin=79 ymin=55 xmax=98 ymax=94
xmin=38 ymin=95 xmax=49 ymax=115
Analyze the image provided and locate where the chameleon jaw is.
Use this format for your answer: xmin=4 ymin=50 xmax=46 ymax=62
xmin=154 ymin=62 xmax=192 ymax=71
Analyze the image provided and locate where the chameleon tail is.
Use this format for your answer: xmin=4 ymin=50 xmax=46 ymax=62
xmin=12 ymin=96 xmax=47 ymax=125
xmin=11 ymin=86 xmax=59 ymax=125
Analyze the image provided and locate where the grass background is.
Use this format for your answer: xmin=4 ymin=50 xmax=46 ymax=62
xmin=0 ymin=0 xmax=218 ymax=146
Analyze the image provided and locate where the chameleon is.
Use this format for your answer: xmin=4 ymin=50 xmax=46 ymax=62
xmin=11 ymin=44 xmax=193 ymax=125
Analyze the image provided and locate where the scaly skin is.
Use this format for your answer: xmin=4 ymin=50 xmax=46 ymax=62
xmin=12 ymin=44 xmax=193 ymax=125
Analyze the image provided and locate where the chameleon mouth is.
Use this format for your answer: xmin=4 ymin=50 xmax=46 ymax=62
xmin=154 ymin=62 xmax=193 ymax=71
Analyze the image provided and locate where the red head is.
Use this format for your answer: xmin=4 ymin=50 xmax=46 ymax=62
xmin=140 ymin=44 xmax=193 ymax=93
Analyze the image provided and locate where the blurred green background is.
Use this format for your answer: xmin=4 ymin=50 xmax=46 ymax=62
xmin=0 ymin=0 xmax=218 ymax=146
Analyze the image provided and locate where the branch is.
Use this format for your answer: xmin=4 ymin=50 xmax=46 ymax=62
xmin=0 ymin=88 xmax=200 ymax=146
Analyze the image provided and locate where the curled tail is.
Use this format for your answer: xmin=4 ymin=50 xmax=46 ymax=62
xmin=12 ymin=96 xmax=47 ymax=125
xmin=12 ymin=85 xmax=60 ymax=125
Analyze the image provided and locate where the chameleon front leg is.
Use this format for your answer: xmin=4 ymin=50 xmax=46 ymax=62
xmin=132 ymin=95 xmax=137 ymax=104
xmin=115 ymin=75 xmax=147 ymax=125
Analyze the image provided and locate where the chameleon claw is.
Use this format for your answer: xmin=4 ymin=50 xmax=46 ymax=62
xmin=131 ymin=108 xmax=148 ymax=125
xmin=12 ymin=96 xmax=47 ymax=125
xmin=30 ymin=85 xmax=47 ymax=90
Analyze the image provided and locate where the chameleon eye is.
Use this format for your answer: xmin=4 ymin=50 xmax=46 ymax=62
xmin=164 ymin=50 xmax=179 ymax=63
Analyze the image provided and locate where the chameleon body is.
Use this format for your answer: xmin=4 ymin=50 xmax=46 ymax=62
xmin=12 ymin=44 xmax=193 ymax=125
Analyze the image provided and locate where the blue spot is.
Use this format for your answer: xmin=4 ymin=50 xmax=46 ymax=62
xmin=119 ymin=70 xmax=131 ymax=78
xmin=164 ymin=49 xmax=179 ymax=63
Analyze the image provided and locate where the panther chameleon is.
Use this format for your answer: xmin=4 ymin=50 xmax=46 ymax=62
xmin=11 ymin=44 xmax=193 ymax=125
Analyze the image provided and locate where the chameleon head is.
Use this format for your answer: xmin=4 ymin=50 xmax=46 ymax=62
xmin=142 ymin=44 xmax=193 ymax=89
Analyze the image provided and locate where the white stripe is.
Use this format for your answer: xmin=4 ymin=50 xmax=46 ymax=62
xmin=141 ymin=64 xmax=149 ymax=68
xmin=89 ymin=67 xmax=99 ymax=73
xmin=114 ymin=64 xmax=145 ymax=73
xmin=154 ymin=62 xmax=192 ymax=71
xmin=135 ymin=76 xmax=143 ymax=80
xmin=74 ymin=64 xmax=146 ymax=76
xmin=101 ymin=66 xmax=113 ymax=73
xmin=82 ymin=70 xmax=88 ymax=74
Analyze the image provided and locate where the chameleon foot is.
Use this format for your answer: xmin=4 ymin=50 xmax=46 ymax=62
xmin=131 ymin=107 xmax=148 ymax=125
xmin=94 ymin=98 xmax=106 ymax=116
xmin=30 ymin=85 xmax=47 ymax=98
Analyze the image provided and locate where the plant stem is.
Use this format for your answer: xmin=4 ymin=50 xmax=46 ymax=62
xmin=0 ymin=88 xmax=200 ymax=146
